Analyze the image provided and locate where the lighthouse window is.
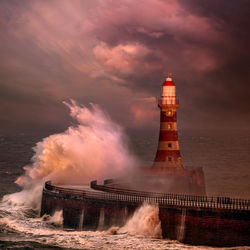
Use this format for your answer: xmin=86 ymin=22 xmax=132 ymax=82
xmin=167 ymin=124 xmax=172 ymax=129
xmin=168 ymin=143 xmax=172 ymax=148
xmin=167 ymin=110 xmax=172 ymax=116
xmin=168 ymin=157 xmax=172 ymax=162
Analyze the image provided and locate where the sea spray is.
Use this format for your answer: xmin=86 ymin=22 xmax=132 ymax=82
xmin=41 ymin=210 xmax=63 ymax=227
xmin=2 ymin=100 xmax=138 ymax=210
xmin=108 ymin=202 xmax=162 ymax=238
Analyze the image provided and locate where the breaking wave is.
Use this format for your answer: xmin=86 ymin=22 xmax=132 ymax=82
xmin=109 ymin=202 xmax=162 ymax=238
xmin=2 ymin=100 xmax=138 ymax=210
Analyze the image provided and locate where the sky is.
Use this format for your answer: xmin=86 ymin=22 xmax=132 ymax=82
xmin=0 ymin=0 xmax=250 ymax=133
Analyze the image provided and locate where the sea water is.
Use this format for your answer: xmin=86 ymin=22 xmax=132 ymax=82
xmin=0 ymin=129 xmax=249 ymax=249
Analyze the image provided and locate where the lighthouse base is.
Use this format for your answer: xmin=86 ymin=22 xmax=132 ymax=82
xmin=102 ymin=166 xmax=206 ymax=196
xmin=142 ymin=166 xmax=206 ymax=195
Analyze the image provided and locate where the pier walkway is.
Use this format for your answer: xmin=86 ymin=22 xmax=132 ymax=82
xmin=44 ymin=181 xmax=250 ymax=211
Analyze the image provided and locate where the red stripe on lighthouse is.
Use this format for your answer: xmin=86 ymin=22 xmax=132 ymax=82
xmin=160 ymin=112 xmax=177 ymax=122
xmin=159 ymin=130 xmax=178 ymax=141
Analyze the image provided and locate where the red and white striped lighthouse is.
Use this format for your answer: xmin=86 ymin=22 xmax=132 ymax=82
xmin=154 ymin=74 xmax=183 ymax=168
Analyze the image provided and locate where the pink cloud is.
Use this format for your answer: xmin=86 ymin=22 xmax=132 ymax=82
xmin=89 ymin=0 xmax=224 ymax=43
xmin=93 ymin=42 xmax=151 ymax=75
xmin=85 ymin=0 xmax=228 ymax=82
xmin=130 ymin=97 xmax=158 ymax=128
xmin=182 ymin=45 xmax=221 ymax=72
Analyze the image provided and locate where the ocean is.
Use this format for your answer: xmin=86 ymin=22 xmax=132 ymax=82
xmin=0 ymin=128 xmax=250 ymax=249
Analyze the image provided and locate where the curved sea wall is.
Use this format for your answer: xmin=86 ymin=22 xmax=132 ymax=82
xmin=41 ymin=181 xmax=250 ymax=247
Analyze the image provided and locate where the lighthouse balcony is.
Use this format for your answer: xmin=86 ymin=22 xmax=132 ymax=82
xmin=158 ymin=98 xmax=179 ymax=106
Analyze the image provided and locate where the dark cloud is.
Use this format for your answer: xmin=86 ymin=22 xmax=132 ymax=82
xmin=176 ymin=0 xmax=250 ymax=125
xmin=0 ymin=0 xmax=250 ymax=133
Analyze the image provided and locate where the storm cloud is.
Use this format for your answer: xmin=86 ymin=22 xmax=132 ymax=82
xmin=0 ymin=0 xmax=249 ymax=133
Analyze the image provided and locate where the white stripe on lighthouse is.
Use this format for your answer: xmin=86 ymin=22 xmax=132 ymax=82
xmin=157 ymin=141 xmax=180 ymax=150
xmin=160 ymin=122 xmax=177 ymax=131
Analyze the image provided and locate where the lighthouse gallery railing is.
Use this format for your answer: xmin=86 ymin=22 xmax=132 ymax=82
xmin=158 ymin=98 xmax=179 ymax=105
xmin=44 ymin=181 xmax=250 ymax=211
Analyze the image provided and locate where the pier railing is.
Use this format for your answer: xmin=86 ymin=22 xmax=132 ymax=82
xmin=44 ymin=181 xmax=250 ymax=211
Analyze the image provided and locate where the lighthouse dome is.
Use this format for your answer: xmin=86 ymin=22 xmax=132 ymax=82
xmin=163 ymin=77 xmax=175 ymax=86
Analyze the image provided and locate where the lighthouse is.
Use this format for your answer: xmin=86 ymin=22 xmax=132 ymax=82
xmin=154 ymin=74 xmax=183 ymax=168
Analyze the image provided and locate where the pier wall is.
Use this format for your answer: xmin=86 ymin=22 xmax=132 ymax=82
xmin=159 ymin=206 xmax=250 ymax=246
xmin=41 ymin=189 xmax=137 ymax=230
xmin=41 ymin=182 xmax=250 ymax=247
